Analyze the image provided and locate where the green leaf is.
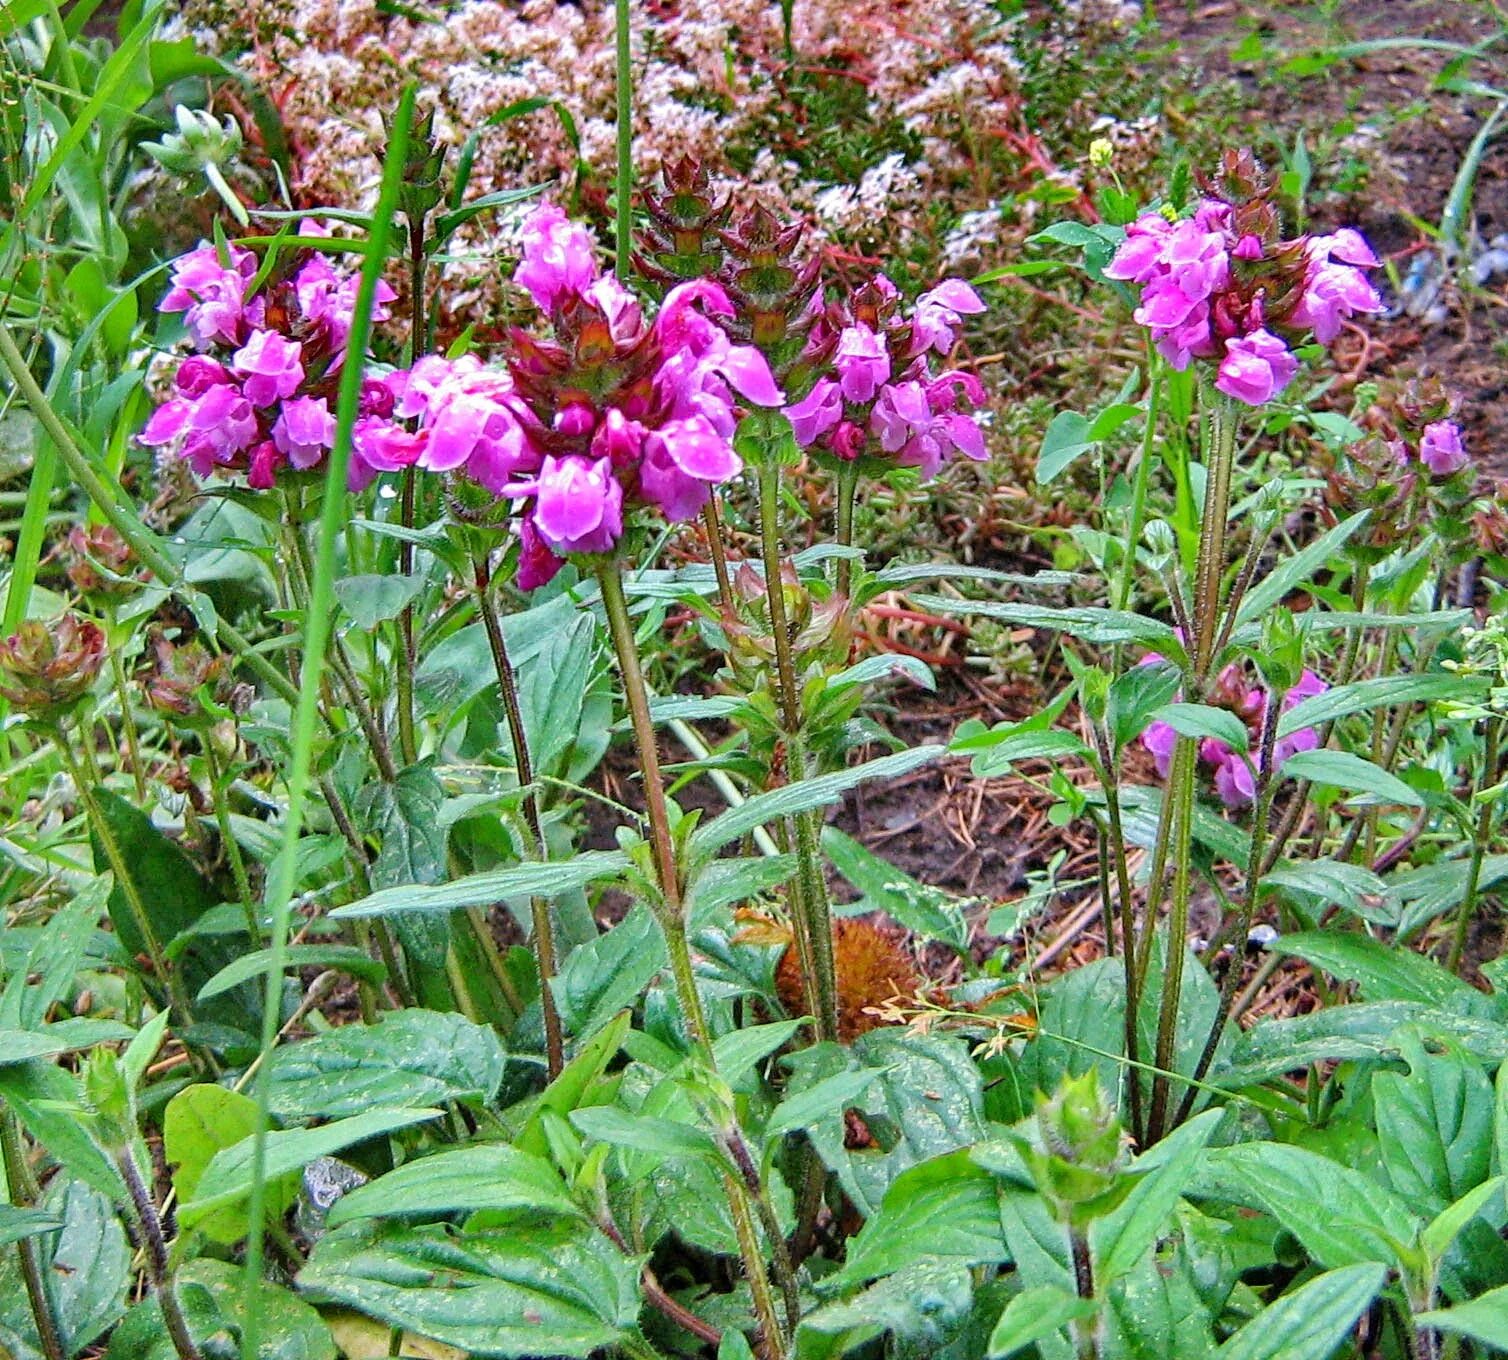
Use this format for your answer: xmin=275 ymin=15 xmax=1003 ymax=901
xmin=515 ymin=1011 xmax=631 ymax=1158
xmin=829 ymin=653 xmax=936 ymax=693
xmin=1037 ymin=403 xmax=1140 ymax=484
xmin=1263 ymin=863 xmax=1400 ymax=927
xmin=298 ymin=1218 xmax=642 ymax=1358
xmin=197 ymin=944 xmax=387 ymax=1001
xmin=1149 ymin=702 xmax=1250 ymax=753
xmin=108 ymin=1259 xmax=335 ymax=1360
xmin=797 ymin=1258 xmax=974 ymax=1360
xmin=782 ymin=1031 xmax=986 ymax=1217
xmin=1109 ymin=660 xmax=1181 ymax=751
xmin=178 ymin=1107 xmax=442 ymax=1229
xmin=0 ymin=1063 xmax=124 ymax=1202
xmin=331 ymin=851 xmax=629 ymax=918
xmin=553 ymin=904 xmax=666 ymax=1041
xmin=1415 ymin=1283 xmax=1508 ymax=1349
xmin=988 ymin=1284 xmax=1096 ymax=1358
xmin=1091 ymin=1110 xmax=1222 ymax=1286
xmin=359 ymin=762 xmax=448 ymax=891
xmin=910 ymin=595 xmax=1186 ymax=661
xmin=823 ymin=828 xmax=971 ymax=953
xmin=0 ymin=1178 xmax=129 ymax=1358
xmin=1420 ymin=1176 xmax=1507 ymax=1264
xmin=333 ymin=573 xmax=426 ymax=628
xmin=265 ymin=1009 xmax=506 ymax=1120
xmin=1219 ymin=1002 xmax=1508 ymax=1088
xmin=570 ymin=1106 xmax=724 ymax=1166
xmin=1269 ymin=933 xmax=1482 ymax=1010
xmin=413 ymin=593 xmax=576 ymax=717
xmin=1200 ymin=1143 xmax=1415 ymax=1269
xmin=519 ymin=610 xmax=595 ymax=773
xmin=164 ymin=1084 xmax=296 ymax=1245
xmin=1277 ymin=673 xmax=1488 ymax=740
xmin=690 ymin=746 xmax=945 ymax=859
xmin=766 ymin=1067 xmax=887 ymax=1143
xmin=0 ymin=1206 xmax=63 ymax=1248
xmin=1216 ymin=1263 xmax=1386 ymax=1360
xmin=0 ymin=1031 xmax=71 ymax=1065
xmin=0 ymin=880 xmax=108 ymax=1030
xmin=89 ymin=787 xmax=254 ymax=1024
xmin=326 ymin=1143 xmax=582 ymax=1227
xmin=1280 ymin=749 xmax=1424 ymax=806
xmin=830 ymin=1151 xmax=1007 ymax=1291
xmin=712 ymin=1019 xmax=807 ymax=1087
xmin=1373 ymin=1029 xmax=1493 ymax=1211
xmin=1232 ymin=512 xmax=1369 ymax=626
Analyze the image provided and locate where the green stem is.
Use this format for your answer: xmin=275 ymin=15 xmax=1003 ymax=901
xmin=1447 ymin=716 xmax=1502 ymax=974
xmin=2 ymin=1114 xmax=65 ymax=1360
xmin=726 ymin=1170 xmax=789 ymax=1360
xmin=835 ymin=460 xmax=859 ymax=599
xmin=596 ymin=562 xmax=683 ymax=918
xmin=757 ymin=468 xmax=838 ymax=1043
xmin=0 ymin=320 xmax=300 ymax=707
xmin=118 ymin=1149 xmax=204 ymax=1360
xmin=1114 ymin=360 xmax=1161 ymax=614
xmin=396 ymin=467 xmax=420 ymax=767
xmin=614 ymin=0 xmax=633 ymax=276
xmin=1145 ymin=392 xmax=1239 ymax=1143
xmin=106 ymin=626 xmax=147 ymax=800
xmin=703 ymin=500 xmax=735 ymax=618
xmin=473 ymin=554 xmax=564 ymax=1076
xmin=203 ymin=736 xmax=260 ymax=941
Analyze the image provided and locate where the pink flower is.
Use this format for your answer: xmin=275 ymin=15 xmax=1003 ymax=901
xmin=516 ymin=517 xmax=564 ymax=592
xmin=912 ymin=278 xmax=986 ymax=354
xmin=271 ymin=395 xmax=335 ymax=470
xmin=869 ymin=377 xmax=988 ymax=478
xmin=787 ymin=379 xmax=842 ymax=447
xmin=175 ymin=355 xmax=232 ymax=397
xmin=835 ymin=324 xmax=891 ymax=403
xmin=248 ymin=441 xmax=284 ymax=490
xmin=1142 ymin=719 xmax=1178 ymax=779
xmin=352 ymin=417 xmax=425 ymax=474
xmin=1211 ymin=747 xmax=1257 ymax=808
xmin=1418 ymin=420 xmax=1468 ymax=476
xmin=1215 ymin=328 xmax=1297 ymax=406
xmin=515 ymin=203 xmax=599 ymax=313
xmin=231 ymin=330 xmax=305 ymax=407
xmin=530 ymin=455 xmax=623 ymax=556
xmin=1105 ymin=213 xmax=1175 ymax=284
xmin=1291 ymin=257 xmax=1382 ymax=344
xmin=295 ymin=252 xmax=396 ymax=350
xmin=161 ymin=242 xmax=257 ymax=346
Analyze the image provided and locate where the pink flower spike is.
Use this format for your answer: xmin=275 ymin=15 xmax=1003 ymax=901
xmin=1141 ymin=719 xmax=1178 ymax=779
xmin=1419 ymin=420 xmax=1468 ymax=476
xmin=231 ymin=330 xmax=305 ymax=407
xmin=1215 ymin=328 xmax=1298 ymax=406
xmin=531 ymin=455 xmax=623 ymax=556
xmin=786 ymin=380 xmax=842 ymax=447
xmin=515 ymin=203 xmax=599 ymax=314
xmin=272 ymin=395 xmax=336 ymax=470
xmin=835 ymin=324 xmax=891 ymax=403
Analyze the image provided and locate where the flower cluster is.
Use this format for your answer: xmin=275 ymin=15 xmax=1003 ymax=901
xmin=1141 ymin=660 xmax=1328 ymax=809
xmin=785 ymin=274 xmax=989 ymax=478
xmin=395 ymin=202 xmax=784 ymax=588
xmin=139 ymin=226 xmax=398 ymax=489
xmin=1105 ymin=150 xmax=1381 ymax=406
xmin=0 ymin=615 xmax=107 ymax=720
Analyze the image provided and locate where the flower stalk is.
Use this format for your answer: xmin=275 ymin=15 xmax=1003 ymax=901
xmin=1 ymin=1113 xmax=65 ymax=1360
xmin=473 ymin=553 xmax=564 ymax=1076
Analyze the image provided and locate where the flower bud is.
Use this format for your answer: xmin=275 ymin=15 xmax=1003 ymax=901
xmin=141 ymin=105 xmax=243 ymax=175
xmin=1255 ymin=608 xmax=1305 ymax=696
xmin=0 ymin=614 xmax=106 ymax=720
xmin=63 ymin=524 xmax=139 ymax=603
xmin=82 ymin=1049 xmax=134 ymax=1153
xmin=138 ymin=633 xmax=228 ymax=723
xmin=1089 ymin=138 xmax=1115 ymax=169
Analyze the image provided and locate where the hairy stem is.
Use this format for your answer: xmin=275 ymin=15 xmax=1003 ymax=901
xmin=474 ymin=554 xmax=564 ymax=1075
xmin=203 ymin=736 xmax=260 ymax=941
xmin=2 ymin=1114 xmax=65 ymax=1360
xmin=835 ymin=459 xmax=860 ymax=599
xmin=1447 ymin=715 xmax=1502 ymax=975
xmin=118 ymin=1150 xmax=204 ymax=1360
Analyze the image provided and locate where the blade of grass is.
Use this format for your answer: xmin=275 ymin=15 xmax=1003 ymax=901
xmin=237 ymin=81 xmax=416 ymax=1360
